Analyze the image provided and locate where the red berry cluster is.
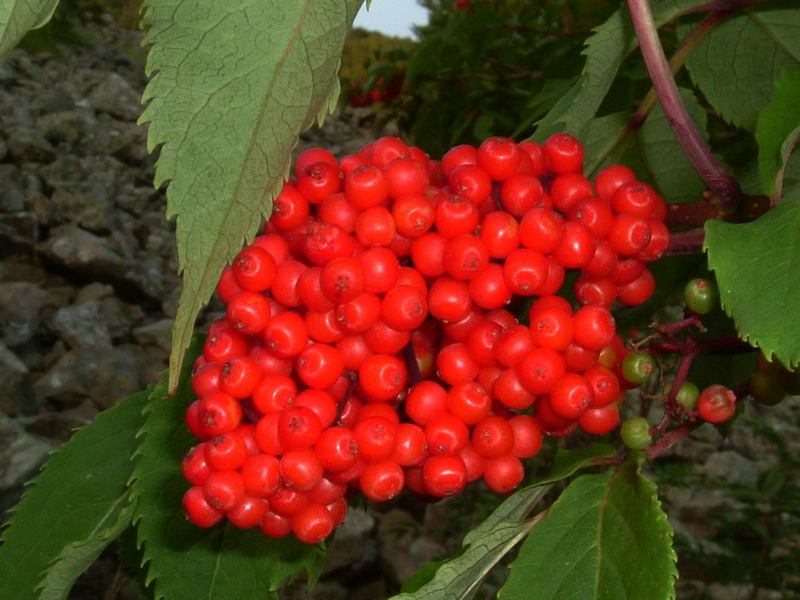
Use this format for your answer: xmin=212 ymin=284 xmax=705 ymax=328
xmin=347 ymin=73 xmax=404 ymax=108
xmin=181 ymin=134 xmax=669 ymax=544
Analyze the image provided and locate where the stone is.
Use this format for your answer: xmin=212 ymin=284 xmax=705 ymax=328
xmin=377 ymin=509 xmax=445 ymax=585
xmin=0 ymin=281 xmax=57 ymax=346
xmin=48 ymin=299 xmax=114 ymax=350
xmin=700 ymin=451 xmax=761 ymax=487
xmin=33 ymin=345 xmax=146 ymax=410
xmin=6 ymin=127 xmax=56 ymax=162
xmin=30 ymin=87 xmax=75 ymax=114
xmin=324 ymin=506 xmax=377 ymax=575
xmin=0 ymin=414 xmax=52 ymax=493
xmin=39 ymin=223 xmax=127 ymax=279
xmin=88 ymin=72 xmax=142 ymax=121
xmin=132 ymin=319 xmax=173 ymax=354
xmin=0 ymin=212 xmax=39 ymax=254
xmin=0 ymin=165 xmax=24 ymax=212
xmin=0 ymin=342 xmax=31 ymax=415
xmin=24 ymin=400 xmax=98 ymax=443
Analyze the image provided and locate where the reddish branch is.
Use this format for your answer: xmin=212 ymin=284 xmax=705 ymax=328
xmin=627 ymin=0 xmax=743 ymax=214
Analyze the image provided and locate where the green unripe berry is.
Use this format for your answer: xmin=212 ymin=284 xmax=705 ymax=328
xmin=620 ymin=417 xmax=653 ymax=450
xmin=684 ymin=278 xmax=718 ymax=315
xmin=665 ymin=380 xmax=699 ymax=411
xmin=622 ymin=351 xmax=656 ymax=385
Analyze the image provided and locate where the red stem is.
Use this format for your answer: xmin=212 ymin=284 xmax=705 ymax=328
xmin=627 ymin=0 xmax=742 ymax=214
xmin=665 ymin=228 xmax=705 ymax=255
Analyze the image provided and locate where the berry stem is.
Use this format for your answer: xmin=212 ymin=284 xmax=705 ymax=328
xmin=645 ymin=420 xmax=705 ymax=460
xmin=664 ymin=197 xmax=721 ymax=228
xmin=626 ymin=0 xmax=742 ymax=214
xmin=664 ymin=228 xmax=705 ymax=255
xmin=588 ymin=10 xmax=730 ymax=174
xmin=681 ymin=0 xmax=770 ymax=14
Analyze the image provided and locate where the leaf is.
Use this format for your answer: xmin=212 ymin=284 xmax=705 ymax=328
xmin=129 ymin=339 xmax=324 ymax=600
xmin=36 ymin=500 xmax=134 ymax=600
xmin=500 ymin=455 xmax=678 ymax=600
xmin=392 ymin=444 xmax=616 ymax=598
xmin=532 ymin=0 xmax=709 ymax=142
xmin=639 ymin=87 xmax=708 ymax=203
xmin=0 ymin=390 xmax=148 ymax=600
xmin=139 ymin=0 xmax=365 ymax=391
xmin=756 ymin=69 xmax=800 ymax=197
xmin=681 ymin=0 xmax=800 ymax=133
xmin=704 ymin=192 xmax=800 ymax=368
xmin=582 ymin=112 xmax=629 ymax=175
xmin=0 ymin=0 xmax=59 ymax=62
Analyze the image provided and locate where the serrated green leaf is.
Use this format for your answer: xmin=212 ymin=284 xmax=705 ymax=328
xmin=582 ymin=112 xmax=629 ymax=175
xmin=0 ymin=0 xmax=59 ymax=62
xmin=130 ymin=339 xmax=324 ymax=600
xmin=532 ymin=0 xmax=708 ymax=142
xmin=0 ymin=390 xmax=147 ymax=600
xmin=682 ymin=1 xmax=800 ymax=133
xmin=756 ymin=69 xmax=800 ymax=196
xmin=639 ymin=87 xmax=708 ymax=203
xmin=139 ymin=0 xmax=364 ymax=391
xmin=392 ymin=443 xmax=616 ymax=598
xmin=500 ymin=456 xmax=678 ymax=600
xmin=36 ymin=500 xmax=134 ymax=600
xmin=704 ymin=193 xmax=800 ymax=368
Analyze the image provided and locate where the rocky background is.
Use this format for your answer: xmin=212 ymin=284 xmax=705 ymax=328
xmin=0 ymin=15 xmax=797 ymax=600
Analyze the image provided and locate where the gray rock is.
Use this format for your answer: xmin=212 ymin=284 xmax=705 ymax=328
xmin=0 ymin=281 xmax=57 ymax=346
xmin=50 ymin=190 xmax=115 ymax=234
xmin=48 ymin=299 xmax=114 ymax=350
xmin=23 ymin=399 xmax=98 ymax=443
xmin=30 ymin=87 xmax=75 ymax=115
xmin=0 ymin=414 xmax=52 ymax=492
xmin=37 ymin=110 xmax=85 ymax=145
xmin=0 ymin=342 xmax=31 ymax=416
xmin=132 ymin=319 xmax=173 ymax=354
xmin=0 ymin=137 xmax=7 ymax=161
xmin=33 ymin=345 xmax=145 ymax=410
xmin=0 ymin=164 xmax=25 ymax=212
xmin=377 ymin=509 xmax=445 ymax=585
xmin=88 ymin=72 xmax=142 ymax=121
xmin=324 ymin=506 xmax=377 ymax=575
xmin=39 ymin=223 xmax=127 ymax=279
xmin=707 ymin=583 xmax=754 ymax=600
xmin=701 ymin=451 xmax=761 ymax=487
xmin=0 ymin=211 xmax=39 ymax=253
xmin=6 ymin=127 xmax=56 ymax=162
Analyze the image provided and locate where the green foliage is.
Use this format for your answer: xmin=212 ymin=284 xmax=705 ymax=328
xmin=129 ymin=339 xmax=324 ymax=600
xmin=393 ymin=443 xmax=616 ymax=599
xmin=681 ymin=0 xmax=800 ymax=133
xmin=138 ymin=0 xmax=364 ymax=391
xmin=500 ymin=455 xmax=677 ymax=600
xmin=756 ymin=69 xmax=800 ymax=197
xmin=705 ymin=192 xmax=800 ymax=368
xmin=0 ymin=0 xmax=60 ymax=61
xmin=0 ymin=390 xmax=148 ymax=600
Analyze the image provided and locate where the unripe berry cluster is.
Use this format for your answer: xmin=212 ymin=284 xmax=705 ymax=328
xmin=181 ymin=133 xmax=669 ymax=544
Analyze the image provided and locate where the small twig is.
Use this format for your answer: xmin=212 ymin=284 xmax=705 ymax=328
xmin=665 ymin=228 xmax=706 ymax=255
xmin=645 ymin=420 xmax=705 ymax=460
xmin=664 ymin=197 xmax=721 ymax=228
xmin=627 ymin=0 xmax=742 ymax=213
xmin=680 ymin=0 xmax=771 ymax=15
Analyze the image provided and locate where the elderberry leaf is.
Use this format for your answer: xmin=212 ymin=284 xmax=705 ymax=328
xmin=0 ymin=0 xmax=59 ymax=62
xmin=532 ymin=0 xmax=710 ymax=143
xmin=139 ymin=0 xmax=364 ymax=392
xmin=394 ymin=444 xmax=615 ymax=598
xmin=36 ymin=500 xmax=134 ymax=600
xmin=639 ymin=87 xmax=709 ymax=204
xmin=0 ymin=390 xmax=147 ymax=600
xmin=500 ymin=455 xmax=678 ymax=600
xmin=680 ymin=1 xmax=800 ymax=133
xmin=704 ymin=192 xmax=800 ymax=369
xmin=756 ymin=69 xmax=800 ymax=197
xmin=129 ymin=339 xmax=324 ymax=600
